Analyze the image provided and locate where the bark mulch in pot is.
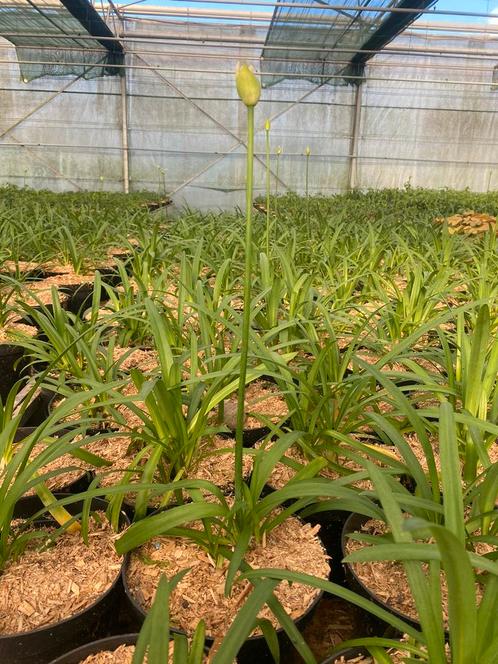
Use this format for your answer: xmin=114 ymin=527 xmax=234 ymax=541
xmin=343 ymin=516 xmax=493 ymax=629
xmin=93 ymin=435 xmax=253 ymax=506
xmin=258 ymin=442 xmax=399 ymax=493
xmin=78 ymin=644 xmax=138 ymax=664
xmin=188 ymin=435 xmax=253 ymax=493
xmin=343 ymin=517 xmax=442 ymax=626
xmin=220 ymin=379 xmax=288 ymax=432
xmin=0 ymin=513 xmax=123 ymax=635
xmin=21 ymin=441 xmax=93 ymax=496
xmin=125 ymin=515 xmax=329 ymax=638
xmin=112 ymin=347 xmax=158 ymax=374
xmin=18 ymin=285 xmax=70 ymax=308
xmin=0 ymin=322 xmax=37 ymax=344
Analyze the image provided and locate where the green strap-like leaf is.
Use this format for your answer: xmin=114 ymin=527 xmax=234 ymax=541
xmin=210 ymin=579 xmax=279 ymax=664
xmin=439 ymin=401 xmax=466 ymax=545
xmin=426 ymin=522 xmax=478 ymax=664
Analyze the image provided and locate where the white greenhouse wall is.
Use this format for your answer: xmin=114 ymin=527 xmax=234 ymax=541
xmin=1 ymin=19 xmax=498 ymax=209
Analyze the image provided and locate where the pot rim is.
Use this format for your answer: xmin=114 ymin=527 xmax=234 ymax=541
xmin=48 ymin=634 xmax=139 ymax=664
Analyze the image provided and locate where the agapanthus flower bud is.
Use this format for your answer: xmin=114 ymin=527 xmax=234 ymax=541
xmin=236 ymin=63 xmax=261 ymax=108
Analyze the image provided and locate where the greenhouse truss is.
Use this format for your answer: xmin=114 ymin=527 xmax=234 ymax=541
xmin=1 ymin=2 xmax=498 ymax=205
xmin=0 ymin=0 xmax=123 ymax=81
xmin=1 ymin=4 xmax=498 ymax=661
xmin=260 ymin=0 xmax=438 ymax=86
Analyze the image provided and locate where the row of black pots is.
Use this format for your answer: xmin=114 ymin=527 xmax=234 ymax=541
xmin=0 ymin=270 xmax=122 ymax=399
xmin=14 ymin=409 xmax=422 ymax=640
xmin=2 ymin=494 xmax=325 ymax=664
xmin=2 ymin=489 xmax=411 ymax=663
xmin=5 ymin=401 xmax=418 ymax=663
xmin=1 ymin=263 xmax=130 ymax=287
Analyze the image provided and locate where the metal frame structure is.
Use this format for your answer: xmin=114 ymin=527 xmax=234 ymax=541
xmin=1 ymin=2 xmax=498 ymax=200
xmin=261 ymin=1 xmax=438 ymax=86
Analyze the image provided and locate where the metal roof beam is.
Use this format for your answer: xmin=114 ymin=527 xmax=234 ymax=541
xmin=59 ymin=0 xmax=124 ymax=55
xmin=346 ymin=0 xmax=437 ymax=80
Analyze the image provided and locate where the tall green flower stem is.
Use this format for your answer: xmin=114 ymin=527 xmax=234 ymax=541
xmin=275 ymin=146 xmax=282 ymax=218
xmin=305 ymin=146 xmax=311 ymax=240
xmin=234 ymin=64 xmax=261 ymax=504
xmin=265 ymin=118 xmax=271 ymax=256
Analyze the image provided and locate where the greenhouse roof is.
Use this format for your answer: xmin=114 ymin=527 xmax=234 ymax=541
xmin=0 ymin=0 xmax=123 ymax=82
xmin=261 ymin=0 xmax=438 ymax=87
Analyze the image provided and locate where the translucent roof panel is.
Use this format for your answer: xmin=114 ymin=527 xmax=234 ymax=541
xmin=0 ymin=0 xmax=123 ymax=81
xmin=261 ymin=0 xmax=437 ymax=87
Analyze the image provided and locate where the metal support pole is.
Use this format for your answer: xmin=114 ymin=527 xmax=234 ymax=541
xmin=120 ymin=59 xmax=130 ymax=194
xmin=348 ymin=81 xmax=363 ymax=191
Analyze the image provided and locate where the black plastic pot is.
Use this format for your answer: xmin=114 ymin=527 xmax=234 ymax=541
xmin=60 ymin=269 xmax=122 ymax=315
xmin=121 ymin=534 xmax=325 ymax=663
xmin=18 ymin=387 xmax=54 ymax=427
xmin=300 ymin=508 xmax=351 ymax=583
xmin=49 ymin=633 xmax=210 ymax=664
xmin=218 ymin=416 xmax=292 ymax=449
xmin=341 ymin=512 xmax=420 ymax=634
xmin=0 ymin=343 xmax=25 ymax=401
xmin=218 ymin=425 xmax=272 ymax=448
xmin=49 ymin=634 xmax=138 ymax=664
xmin=60 ymin=283 xmax=108 ymax=315
xmin=1 ymin=496 xmax=129 ymax=664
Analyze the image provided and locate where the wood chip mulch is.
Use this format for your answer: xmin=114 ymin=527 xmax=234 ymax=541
xmin=112 ymin=347 xmax=158 ymax=373
xmin=220 ymin=380 xmax=288 ymax=430
xmin=257 ymin=442 xmax=399 ymax=493
xmin=126 ymin=515 xmax=330 ymax=638
xmin=0 ymin=322 xmax=37 ymax=343
xmin=79 ymin=645 xmax=138 ymax=664
xmin=78 ymin=642 xmax=206 ymax=664
xmin=344 ymin=518 xmax=494 ymax=626
xmin=188 ymin=435 xmax=253 ymax=492
xmin=22 ymin=441 xmax=91 ymax=496
xmin=0 ymin=514 xmax=123 ymax=635
xmin=93 ymin=435 xmax=252 ymax=503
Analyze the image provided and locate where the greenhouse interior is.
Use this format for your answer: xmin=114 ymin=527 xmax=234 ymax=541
xmin=0 ymin=1 xmax=498 ymax=663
